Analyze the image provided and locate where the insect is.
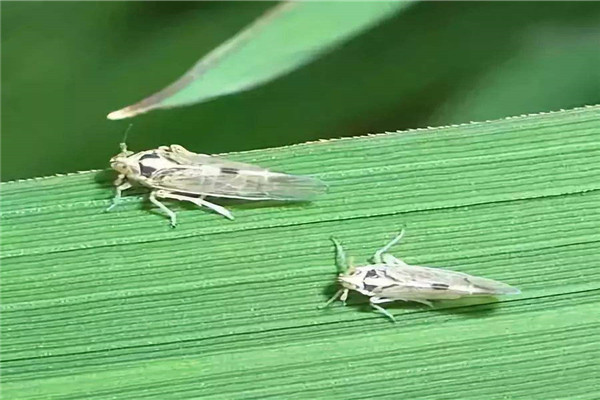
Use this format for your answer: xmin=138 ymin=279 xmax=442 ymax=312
xmin=319 ymin=229 xmax=521 ymax=322
xmin=107 ymin=143 xmax=327 ymax=226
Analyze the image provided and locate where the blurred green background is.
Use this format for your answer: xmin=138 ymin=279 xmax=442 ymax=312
xmin=2 ymin=1 xmax=599 ymax=181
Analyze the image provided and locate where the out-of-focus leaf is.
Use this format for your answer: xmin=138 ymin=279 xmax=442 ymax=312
xmin=431 ymin=24 xmax=600 ymax=124
xmin=107 ymin=1 xmax=412 ymax=120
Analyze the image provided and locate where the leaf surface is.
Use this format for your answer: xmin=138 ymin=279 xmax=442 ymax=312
xmin=2 ymin=106 xmax=600 ymax=399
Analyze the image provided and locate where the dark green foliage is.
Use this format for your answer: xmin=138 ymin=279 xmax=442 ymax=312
xmin=2 ymin=2 xmax=599 ymax=180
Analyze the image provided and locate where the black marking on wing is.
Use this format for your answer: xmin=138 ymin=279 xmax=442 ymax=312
xmin=220 ymin=167 xmax=239 ymax=175
xmin=431 ymin=283 xmax=450 ymax=290
xmin=365 ymin=269 xmax=379 ymax=278
xmin=363 ymin=283 xmax=378 ymax=293
xmin=140 ymin=153 xmax=161 ymax=160
xmin=139 ymin=153 xmax=161 ymax=177
xmin=139 ymin=163 xmax=157 ymax=177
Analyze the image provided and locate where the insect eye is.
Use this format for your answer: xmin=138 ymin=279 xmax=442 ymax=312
xmin=111 ymin=162 xmax=129 ymax=173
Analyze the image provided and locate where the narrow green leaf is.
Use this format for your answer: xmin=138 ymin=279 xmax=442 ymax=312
xmin=2 ymin=106 xmax=600 ymax=399
xmin=107 ymin=1 xmax=411 ymax=120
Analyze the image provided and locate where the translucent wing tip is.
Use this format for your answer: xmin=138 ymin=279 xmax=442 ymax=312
xmin=468 ymin=276 xmax=521 ymax=295
xmin=302 ymin=176 xmax=329 ymax=197
xmin=269 ymin=174 xmax=328 ymax=200
xmin=494 ymin=286 xmax=521 ymax=295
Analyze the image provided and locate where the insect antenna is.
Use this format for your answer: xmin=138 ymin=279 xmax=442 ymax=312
xmin=119 ymin=123 xmax=134 ymax=154
xmin=346 ymin=256 xmax=356 ymax=275
xmin=317 ymin=289 xmax=345 ymax=309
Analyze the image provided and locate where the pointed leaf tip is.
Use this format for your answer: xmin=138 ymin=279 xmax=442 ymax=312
xmin=105 ymin=1 xmax=412 ymax=120
xmin=106 ymin=109 xmax=128 ymax=120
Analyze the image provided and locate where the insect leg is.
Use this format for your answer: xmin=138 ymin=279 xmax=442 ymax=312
xmin=374 ymin=294 xmax=433 ymax=308
xmin=330 ymin=237 xmax=348 ymax=273
xmin=113 ymin=173 xmax=126 ymax=187
xmin=372 ymin=229 xmax=405 ymax=263
xmin=340 ymin=288 xmax=350 ymax=305
xmin=149 ymin=191 xmax=178 ymax=227
xmin=370 ymin=296 xmax=394 ymax=304
xmin=318 ymin=289 xmax=347 ymax=309
xmin=155 ymin=190 xmax=234 ymax=220
xmin=369 ymin=297 xmax=396 ymax=323
xmin=192 ymin=198 xmax=234 ymax=220
xmin=106 ymin=178 xmax=132 ymax=212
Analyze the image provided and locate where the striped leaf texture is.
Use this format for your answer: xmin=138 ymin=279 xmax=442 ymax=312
xmin=2 ymin=106 xmax=599 ymax=399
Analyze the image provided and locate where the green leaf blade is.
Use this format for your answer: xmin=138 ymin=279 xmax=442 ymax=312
xmin=3 ymin=106 xmax=600 ymax=399
xmin=107 ymin=1 xmax=411 ymax=120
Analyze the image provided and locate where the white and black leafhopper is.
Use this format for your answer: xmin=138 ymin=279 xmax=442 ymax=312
xmin=320 ymin=230 xmax=521 ymax=322
xmin=107 ymin=143 xmax=327 ymax=226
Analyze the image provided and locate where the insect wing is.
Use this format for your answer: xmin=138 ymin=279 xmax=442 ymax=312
xmin=152 ymin=166 xmax=327 ymax=201
xmin=162 ymin=146 xmax=267 ymax=172
xmin=377 ymin=265 xmax=519 ymax=297
xmin=456 ymin=272 xmax=520 ymax=295
xmin=151 ymin=145 xmax=327 ymax=200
